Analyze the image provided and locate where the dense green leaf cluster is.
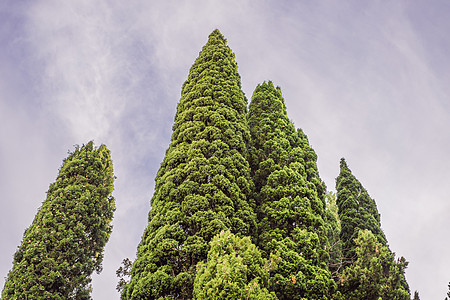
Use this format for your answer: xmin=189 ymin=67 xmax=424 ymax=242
xmin=324 ymin=192 xmax=343 ymax=280
xmin=122 ymin=29 xmax=411 ymax=299
xmin=335 ymin=159 xmax=409 ymax=298
xmin=336 ymin=158 xmax=386 ymax=262
xmin=194 ymin=230 xmax=276 ymax=300
xmin=338 ymin=230 xmax=410 ymax=300
xmin=122 ymin=30 xmax=256 ymax=300
xmin=2 ymin=142 xmax=115 ymax=300
xmin=0 ymin=29 xmax=415 ymax=299
xmin=247 ymin=82 xmax=333 ymax=299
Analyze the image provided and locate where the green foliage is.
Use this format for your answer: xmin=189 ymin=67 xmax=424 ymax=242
xmin=338 ymin=230 xmax=410 ymax=300
xmin=119 ymin=30 xmax=413 ymax=300
xmin=335 ymin=159 xmax=409 ymax=298
xmin=193 ymin=230 xmax=277 ymax=300
xmin=116 ymin=258 xmax=133 ymax=293
xmin=324 ymin=192 xmax=344 ymax=280
xmin=122 ymin=29 xmax=256 ymax=299
xmin=247 ymin=82 xmax=333 ymax=299
xmin=413 ymin=290 xmax=420 ymax=300
xmin=336 ymin=158 xmax=386 ymax=263
xmin=2 ymin=142 xmax=115 ymax=300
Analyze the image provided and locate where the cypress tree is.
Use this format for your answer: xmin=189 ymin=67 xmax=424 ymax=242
xmin=122 ymin=29 xmax=256 ymax=299
xmin=2 ymin=142 xmax=115 ymax=300
xmin=335 ymin=158 xmax=409 ymax=298
xmin=247 ymin=82 xmax=333 ymax=299
xmin=335 ymin=158 xmax=386 ymax=262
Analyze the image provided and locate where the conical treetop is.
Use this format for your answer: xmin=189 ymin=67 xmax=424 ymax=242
xmin=122 ymin=30 xmax=256 ymax=300
xmin=336 ymin=158 xmax=386 ymax=261
xmin=248 ymin=81 xmax=334 ymax=299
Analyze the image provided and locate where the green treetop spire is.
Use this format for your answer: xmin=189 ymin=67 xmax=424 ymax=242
xmin=247 ymin=81 xmax=334 ymax=299
xmin=2 ymin=142 xmax=115 ymax=300
xmin=122 ymin=29 xmax=256 ymax=299
xmin=335 ymin=158 xmax=409 ymax=298
xmin=336 ymin=158 xmax=386 ymax=261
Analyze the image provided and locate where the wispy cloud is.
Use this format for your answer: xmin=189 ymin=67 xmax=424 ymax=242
xmin=1 ymin=1 xmax=450 ymax=299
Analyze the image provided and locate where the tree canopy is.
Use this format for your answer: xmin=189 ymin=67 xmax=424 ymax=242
xmin=119 ymin=30 xmax=411 ymax=299
xmin=247 ymin=81 xmax=333 ymax=299
xmin=338 ymin=230 xmax=410 ymax=300
xmin=122 ymin=29 xmax=256 ymax=300
xmin=193 ymin=230 xmax=276 ymax=300
xmin=1 ymin=29 xmax=416 ymax=300
xmin=336 ymin=158 xmax=386 ymax=262
xmin=335 ymin=159 xmax=409 ymax=298
xmin=2 ymin=142 xmax=115 ymax=300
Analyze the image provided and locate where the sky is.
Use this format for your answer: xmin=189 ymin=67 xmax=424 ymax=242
xmin=1 ymin=0 xmax=449 ymax=298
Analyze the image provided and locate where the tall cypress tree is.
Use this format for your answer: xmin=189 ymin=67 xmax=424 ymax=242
xmin=335 ymin=158 xmax=409 ymax=298
xmin=2 ymin=142 xmax=115 ymax=300
xmin=122 ymin=30 xmax=256 ymax=299
xmin=335 ymin=158 xmax=386 ymax=262
xmin=247 ymin=82 xmax=333 ymax=299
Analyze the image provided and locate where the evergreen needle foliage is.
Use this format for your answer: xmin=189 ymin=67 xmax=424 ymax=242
xmin=120 ymin=30 xmax=412 ymax=299
xmin=336 ymin=158 xmax=386 ymax=263
xmin=335 ymin=159 xmax=409 ymax=298
xmin=247 ymin=82 xmax=333 ymax=299
xmin=193 ymin=230 xmax=276 ymax=300
xmin=122 ymin=29 xmax=256 ymax=299
xmin=338 ymin=230 xmax=410 ymax=300
xmin=2 ymin=142 xmax=115 ymax=300
xmin=324 ymin=192 xmax=343 ymax=280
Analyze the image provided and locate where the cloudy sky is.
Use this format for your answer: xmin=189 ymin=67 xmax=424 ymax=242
xmin=1 ymin=0 xmax=449 ymax=298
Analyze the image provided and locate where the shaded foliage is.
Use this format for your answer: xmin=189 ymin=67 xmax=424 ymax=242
xmin=247 ymin=82 xmax=333 ymax=299
xmin=335 ymin=159 xmax=409 ymax=298
xmin=116 ymin=258 xmax=133 ymax=294
xmin=2 ymin=142 xmax=115 ymax=300
xmin=122 ymin=29 xmax=256 ymax=299
xmin=336 ymin=158 xmax=386 ymax=263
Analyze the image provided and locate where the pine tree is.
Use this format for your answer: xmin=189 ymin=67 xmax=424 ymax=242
xmin=338 ymin=230 xmax=410 ymax=300
xmin=413 ymin=290 xmax=420 ymax=300
xmin=193 ymin=230 xmax=276 ymax=300
xmin=335 ymin=158 xmax=386 ymax=262
xmin=2 ymin=142 xmax=115 ymax=300
xmin=122 ymin=30 xmax=256 ymax=299
xmin=247 ymin=82 xmax=333 ymax=299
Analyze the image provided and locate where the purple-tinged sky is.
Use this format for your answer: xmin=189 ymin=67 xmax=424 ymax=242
xmin=1 ymin=1 xmax=449 ymax=299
